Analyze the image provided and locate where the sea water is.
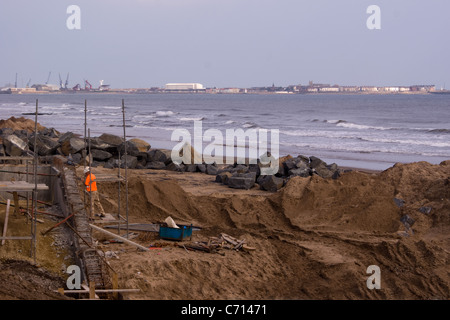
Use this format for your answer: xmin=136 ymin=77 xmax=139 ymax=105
xmin=1 ymin=93 xmax=449 ymax=171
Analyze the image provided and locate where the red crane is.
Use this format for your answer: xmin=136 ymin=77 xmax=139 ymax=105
xmin=84 ymin=80 xmax=92 ymax=91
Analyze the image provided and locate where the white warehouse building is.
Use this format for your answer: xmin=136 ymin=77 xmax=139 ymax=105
xmin=165 ymin=83 xmax=205 ymax=91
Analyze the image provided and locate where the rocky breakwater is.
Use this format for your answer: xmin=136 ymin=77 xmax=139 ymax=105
xmin=0 ymin=118 xmax=343 ymax=193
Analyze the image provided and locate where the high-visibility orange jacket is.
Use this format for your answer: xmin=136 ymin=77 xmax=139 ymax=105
xmin=85 ymin=173 xmax=98 ymax=192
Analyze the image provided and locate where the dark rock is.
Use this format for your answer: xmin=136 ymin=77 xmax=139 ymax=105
xmin=30 ymin=134 xmax=60 ymax=156
xmin=419 ymin=206 xmax=432 ymax=215
xmin=98 ymin=133 xmax=123 ymax=147
xmin=147 ymin=149 xmax=172 ymax=165
xmin=71 ymin=153 xmax=82 ymax=164
xmin=0 ymin=128 xmax=14 ymax=137
xmin=400 ymin=214 xmax=415 ymax=228
xmin=146 ymin=161 xmax=166 ymax=170
xmin=166 ymin=162 xmax=185 ymax=172
xmin=313 ymin=163 xmax=334 ymax=179
xmin=185 ymin=164 xmax=198 ymax=172
xmin=61 ymin=137 xmax=85 ymax=156
xmin=248 ymin=164 xmax=261 ymax=176
xmin=310 ymin=156 xmax=326 ymax=169
xmin=216 ymin=172 xmax=233 ymax=184
xmin=3 ymin=135 xmax=27 ymax=156
xmin=89 ymin=137 xmax=115 ymax=152
xmin=393 ymin=198 xmax=405 ymax=208
xmin=289 ymin=167 xmax=311 ymax=177
xmin=118 ymin=140 xmax=141 ymax=157
xmin=57 ymin=132 xmax=75 ymax=144
xmin=197 ymin=164 xmax=207 ymax=173
xmin=0 ymin=144 xmax=5 ymax=156
xmin=206 ymin=164 xmax=219 ymax=175
xmin=258 ymin=175 xmax=284 ymax=192
xmin=232 ymin=164 xmax=249 ymax=174
xmin=120 ymin=155 xmax=138 ymax=169
xmin=228 ymin=176 xmax=255 ymax=190
xmin=332 ymin=170 xmax=341 ymax=180
xmin=90 ymin=149 xmax=112 ymax=161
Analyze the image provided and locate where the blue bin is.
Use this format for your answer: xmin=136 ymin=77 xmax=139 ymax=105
xmin=159 ymin=224 xmax=193 ymax=241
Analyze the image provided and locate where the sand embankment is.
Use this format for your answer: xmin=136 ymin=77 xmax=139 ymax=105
xmin=88 ymin=160 xmax=449 ymax=300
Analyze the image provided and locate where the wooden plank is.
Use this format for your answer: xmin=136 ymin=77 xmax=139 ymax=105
xmin=89 ymin=224 xmax=150 ymax=252
xmin=0 ymin=181 xmax=49 ymax=192
xmin=0 ymin=236 xmax=32 ymax=240
xmin=1 ymin=200 xmax=11 ymax=245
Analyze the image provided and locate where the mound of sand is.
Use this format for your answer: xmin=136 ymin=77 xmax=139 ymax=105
xmin=0 ymin=116 xmax=46 ymax=132
xmin=86 ymin=160 xmax=449 ymax=300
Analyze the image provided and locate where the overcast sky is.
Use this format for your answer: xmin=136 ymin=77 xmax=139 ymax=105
xmin=1 ymin=0 xmax=449 ymax=89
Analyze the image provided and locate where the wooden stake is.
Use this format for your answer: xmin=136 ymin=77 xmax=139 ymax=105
xmin=89 ymin=281 xmax=96 ymax=300
xmin=13 ymin=192 xmax=19 ymax=215
xmin=1 ymin=200 xmax=11 ymax=245
xmin=113 ymin=273 xmax=119 ymax=300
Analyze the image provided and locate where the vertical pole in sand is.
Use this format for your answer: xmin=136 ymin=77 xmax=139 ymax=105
xmin=121 ymin=99 xmax=129 ymax=239
xmin=32 ymin=99 xmax=38 ymax=263
xmin=88 ymin=129 xmax=92 ymax=219
xmin=84 ymin=100 xmax=87 ymax=208
xmin=117 ymin=150 xmax=121 ymax=236
xmin=26 ymin=132 xmax=29 ymax=220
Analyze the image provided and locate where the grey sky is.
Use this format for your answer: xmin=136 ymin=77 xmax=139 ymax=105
xmin=1 ymin=0 xmax=449 ymax=89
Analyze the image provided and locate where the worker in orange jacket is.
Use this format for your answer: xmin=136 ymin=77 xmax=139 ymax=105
xmin=84 ymin=167 xmax=106 ymax=219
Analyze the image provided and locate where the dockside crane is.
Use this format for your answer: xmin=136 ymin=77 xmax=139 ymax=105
xmin=45 ymin=71 xmax=51 ymax=85
xmin=65 ymin=73 xmax=70 ymax=89
xmin=84 ymin=79 xmax=92 ymax=91
xmin=26 ymin=79 xmax=31 ymax=88
xmin=59 ymin=73 xmax=63 ymax=89
xmin=15 ymin=73 xmax=17 ymax=88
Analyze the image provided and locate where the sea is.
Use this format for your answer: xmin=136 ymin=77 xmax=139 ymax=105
xmin=0 ymin=93 xmax=449 ymax=171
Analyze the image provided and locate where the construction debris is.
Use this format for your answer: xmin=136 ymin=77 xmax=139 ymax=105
xmin=179 ymin=233 xmax=255 ymax=254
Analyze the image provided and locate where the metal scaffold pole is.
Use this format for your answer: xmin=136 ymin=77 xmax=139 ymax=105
xmin=122 ymin=99 xmax=129 ymax=239
xmin=84 ymin=100 xmax=87 ymax=206
xmin=32 ymin=99 xmax=38 ymax=263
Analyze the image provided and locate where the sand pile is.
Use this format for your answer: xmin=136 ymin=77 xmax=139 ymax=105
xmin=0 ymin=116 xmax=46 ymax=133
xmin=91 ymin=160 xmax=449 ymax=300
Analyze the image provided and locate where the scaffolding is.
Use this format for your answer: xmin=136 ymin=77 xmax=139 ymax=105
xmin=0 ymin=100 xmax=45 ymax=264
xmin=83 ymin=99 xmax=130 ymax=238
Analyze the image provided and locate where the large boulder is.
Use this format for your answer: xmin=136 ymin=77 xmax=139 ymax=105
xmin=146 ymin=161 xmax=166 ymax=170
xmin=120 ymin=155 xmax=138 ymax=169
xmin=216 ymin=171 xmax=233 ymax=184
xmin=129 ymin=138 xmax=151 ymax=153
xmin=206 ymin=164 xmax=219 ymax=175
xmin=117 ymin=140 xmax=141 ymax=157
xmin=90 ymin=149 xmax=113 ymax=161
xmin=228 ymin=176 xmax=255 ymax=190
xmin=309 ymin=156 xmax=326 ymax=169
xmin=32 ymin=134 xmax=60 ymax=156
xmin=89 ymin=137 xmax=115 ymax=153
xmin=257 ymin=175 xmax=284 ymax=192
xmin=3 ymin=135 xmax=27 ymax=156
xmin=61 ymin=137 xmax=85 ymax=156
xmin=98 ymin=133 xmax=123 ymax=147
xmin=147 ymin=149 xmax=172 ymax=164
xmin=58 ymin=132 xmax=76 ymax=144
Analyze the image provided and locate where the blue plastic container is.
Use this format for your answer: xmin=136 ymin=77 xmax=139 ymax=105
xmin=159 ymin=224 xmax=193 ymax=241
